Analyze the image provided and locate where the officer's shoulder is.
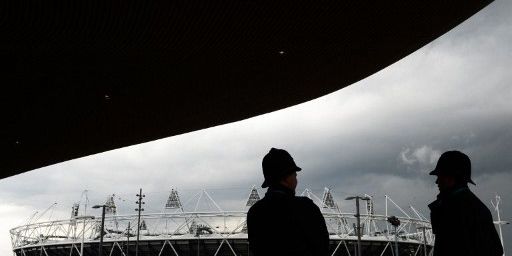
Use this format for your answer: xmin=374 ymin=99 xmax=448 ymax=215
xmin=466 ymin=190 xmax=493 ymax=214
xmin=294 ymin=196 xmax=319 ymax=208
xmin=457 ymin=189 xmax=492 ymax=213
xmin=247 ymin=199 xmax=265 ymax=215
xmin=459 ymin=188 xmax=482 ymax=204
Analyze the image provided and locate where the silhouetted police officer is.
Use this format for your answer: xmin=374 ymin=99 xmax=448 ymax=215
xmin=428 ymin=151 xmax=503 ymax=256
xmin=247 ymin=148 xmax=329 ymax=256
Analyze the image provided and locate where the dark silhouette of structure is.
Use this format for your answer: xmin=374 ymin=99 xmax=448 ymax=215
xmin=428 ymin=151 xmax=503 ymax=256
xmin=0 ymin=1 xmax=494 ymax=179
xmin=247 ymin=148 xmax=329 ymax=256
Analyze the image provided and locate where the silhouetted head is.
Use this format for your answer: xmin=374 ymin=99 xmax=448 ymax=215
xmin=430 ymin=151 xmax=475 ymax=192
xmin=261 ymin=148 xmax=301 ymax=190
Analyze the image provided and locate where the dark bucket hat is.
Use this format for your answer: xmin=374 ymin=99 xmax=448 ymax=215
xmin=261 ymin=148 xmax=301 ymax=188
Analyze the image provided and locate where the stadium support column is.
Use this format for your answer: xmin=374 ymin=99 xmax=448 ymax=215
xmin=135 ymin=189 xmax=145 ymax=256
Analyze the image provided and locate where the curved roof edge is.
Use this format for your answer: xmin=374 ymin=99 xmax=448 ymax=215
xmin=0 ymin=1 xmax=493 ymax=178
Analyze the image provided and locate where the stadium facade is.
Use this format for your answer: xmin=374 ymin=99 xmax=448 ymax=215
xmin=10 ymin=187 xmax=434 ymax=256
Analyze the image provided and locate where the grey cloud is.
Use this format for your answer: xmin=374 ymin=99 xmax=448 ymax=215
xmin=1 ymin=1 xmax=512 ymax=255
xmin=400 ymin=146 xmax=441 ymax=166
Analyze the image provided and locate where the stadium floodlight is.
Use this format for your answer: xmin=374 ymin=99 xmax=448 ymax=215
xmin=92 ymin=205 xmax=108 ymax=256
xmin=345 ymin=196 xmax=371 ymax=256
xmin=345 ymin=196 xmax=371 ymax=201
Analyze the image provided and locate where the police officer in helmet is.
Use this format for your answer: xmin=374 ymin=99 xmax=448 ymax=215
xmin=247 ymin=148 xmax=329 ymax=256
xmin=428 ymin=151 xmax=503 ymax=256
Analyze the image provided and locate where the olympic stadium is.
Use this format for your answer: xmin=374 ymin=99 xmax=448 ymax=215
xmin=10 ymin=187 xmax=433 ymax=256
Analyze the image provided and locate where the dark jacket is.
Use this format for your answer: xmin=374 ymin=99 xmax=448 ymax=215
xmin=428 ymin=185 xmax=503 ymax=256
xmin=247 ymin=185 xmax=329 ymax=256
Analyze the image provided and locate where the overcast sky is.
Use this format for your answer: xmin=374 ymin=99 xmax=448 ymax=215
xmin=1 ymin=1 xmax=511 ymax=255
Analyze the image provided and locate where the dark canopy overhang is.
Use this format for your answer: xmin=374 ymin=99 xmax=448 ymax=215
xmin=0 ymin=1 xmax=493 ymax=179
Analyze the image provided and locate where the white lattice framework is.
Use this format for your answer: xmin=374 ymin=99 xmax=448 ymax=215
xmin=10 ymin=188 xmax=435 ymax=256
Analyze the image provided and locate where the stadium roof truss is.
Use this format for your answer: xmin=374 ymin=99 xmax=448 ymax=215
xmin=10 ymin=187 xmax=434 ymax=256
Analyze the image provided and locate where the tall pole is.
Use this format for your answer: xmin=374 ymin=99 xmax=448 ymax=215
xmin=385 ymin=195 xmax=389 ymax=233
xmin=497 ymin=202 xmax=504 ymax=255
xmin=135 ymin=188 xmax=145 ymax=256
xmin=492 ymin=195 xmax=509 ymax=256
xmin=346 ymin=196 xmax=370 ymax=256
xmin=496 ymin=195 xmax=504 ymax=251
xmin=355 ymin=197 xmax=362 ymax=256
xmin=99 ymin=206 xmax=106 ymax=256
xmin=126 ymin=222 xmax=131 ymax=256
xmin=92 ymin=203 xmax=109 ymax=256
